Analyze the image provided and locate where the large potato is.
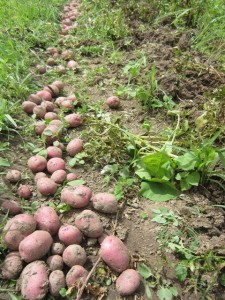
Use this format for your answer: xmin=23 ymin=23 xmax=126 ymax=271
xmin=100 ymin=236 xmax=130 ymax=273
xmin=66 ymin=265 xmax=88 ymax=287
xmin=27 ymin=155 xmax=47 ymax=173
xmin=62 ymin=245 xmax=87 ymax=267
xmin=1 ymin=252 xmax=23 ymax=279
xmin=61 ymin=186 xmax=92 ymax=208
xmin=75 ymin=210 xmax=103 ymax=238
xmin=34 ymin=207 xmax=60 ymax=236
xmin=92 ymin=192 xmax=118 ymax=214
xmin=20 ymin=261 xmax=49 ymax=300
xmin=116 ymin=269 xmax=141 ymax=296
xmin=19 ymin=230 xmax=53 ymax=263
xmin=3 ymin=214 xmax=36 ymax=250
xmin=58 ymin=224 xmax=83 ymax=245
xmin=49 ymin=270 xmax=66 ymax=297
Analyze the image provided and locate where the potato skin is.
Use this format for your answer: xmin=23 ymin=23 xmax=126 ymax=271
xmin=100 ymin=236 xmax=130 ymax=273
xmin=64 ymin=113 xmax=82 ymax=127
xmin=51 ymin=242 xmax=65 ymax=255
xmin=61 ymin=186 xmax=92 ymax=208
xmin=1 ymin=200 xmax=22 ymax=215
xmin=51 ymin=169 xmax=67 ymax=183
xmin=66 ymin=138 xmax=83 ymax=156
xmin=58 ymin=224 xmax=83 ymax=245
xmin=20 ymin=261 xmax=49 ymax=300
xmin=37 ymin=178 xmax=57 ymax=196
xmin=75 ymin=210 xmax=103 ymax=238
xmin=47 ymin=146 xmax=62 ymax=158
xmin=3 ymin=214 xmax=37 ymax=250
xmin=27 ymin=155 xmax=47 ymax=173
xmin=17 ymin=185 xmax=31 ymax=199
xmin=1 ymin=252 xmax=23 ymax=279
xmin=63 ymin=245 xmax=87 ymax=267
xmin=47 ymin=157 xmax=65 ymax=174
xmin=19 ymin=230 xmax=53 ymax=263
xmin=66 ymin=265 xmax=88 ymax=287
xmin=49 ymin=270 xmax=66 ymax=296
xmin=116 ymin=269 xmax=141 ymax=296
xmin=34 ymin=207 xmax=60 ymax=236
xmin=92 ymin=192 xmax=118 ymax=214
xmin=6 ymin=169 xmax=22 ymax=183
xmin=106 ymin=96 xmax=120 ymax=108
xmin=47 ymin=255 xmax=63 ymax=271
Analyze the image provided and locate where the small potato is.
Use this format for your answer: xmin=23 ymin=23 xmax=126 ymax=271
xmin=51 ymin=242 xmax=65 ymax=255
xmin=47 ymin=157 xmax=65 ymax=174
xmin=63 ymin=244 xmax=86 ymax=267
xmin=1 ymin=252 xmax=23 ymax=279
xmin=44 ymin=112 xmax=58 ymax=121
xmin=37 ymin=178 xmax=58 ymax=196
xmin=116 ymin=269 xmax=141 ymax=296
xmin=75 ymin=210 xmax=103 ymax=238
xmin=47 ymin=146 xmax=62 ymax=158
xmin=55 ymin=96 xmax=66 ymax=106
xmin=33 ymin=105 xmax=47 ymax=119
xmin=66 ymin=138 xmax=83 ymax=156
xmin=6 ymin=169 xmax=22 ymax=183
xmin=19 ymin=230 xmax=53 ymax=262
xmin=100 ymin=236 xmax=130 ymax=273
xmin=22 ymin=101 xmax=37 ymax=114
xmin=28 ymin=155 xmax=47 ymax=173
xmin=66 ymin=265 xmax=88 ymax=287
xmin=47 ymin=255 xmax=63 ymax=271
xmin=66 ymin=173 xmax=78 ymax=181
xmin=17 ymin=184 xmax=31 ymax=199
xmin=41 ymin=101 xmax=56 ymax=112
xmin=61 ymin=50 xmax=74 ymax=61
xmin=35 ymin=121 xmax=46 ymax=136
xmin=64 ymin=113 xmax=82 ymax=128
xmin=34 ymin=172 xmax=47 ymax=182
xmin=3 ymin=214 xmax=36 ymax=250
xmin=49 ymin=270 xmax=66 ymax=296
xmin=92 ymin=192 xmax=117 ymax=214
xmin=51 ymin=169 xmax=67 ymax=183
xmin=42 ymin=125 xmax=62 ymax=145
xmin=34 ymin=206 xmax=60 ymax=236
xmin=52 ymin=80 xmax=64 ymax=90
xmin=58 ymin=224 xmax=83 ymax=246
xmin=1 ymin=200 xmax=22 ymax=215
xmin=60 ymin=99 xmax=73 ymax=110
xmin=36 ymin=90 xmax=52 ymax=102
xmin=61 ymin=186 xmax=92 ymax=208
xmin=106 ymin=96 xmax=120 ymax=109
xmin=20 ymin=261 xmax=49 ymax=300
xmin=49 ymin=119 xmax=64 ymax=127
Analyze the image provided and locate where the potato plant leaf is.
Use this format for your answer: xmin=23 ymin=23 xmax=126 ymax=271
xmin=175 ymin=264 xmax=188 ymax=282
xmin=0 ymin=157 xmax=10 ymax=166
xmin=138 ymin=263 xmax=153 ymax=279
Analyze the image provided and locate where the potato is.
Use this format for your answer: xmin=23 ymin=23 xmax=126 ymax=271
xmin=66 ymin=138 xmax=84 ymax=156
xmin=3 ymin=214 xmax=36 ymax=250
xmin=46 ymin=47 xmax=58 ymax=54
xmin=49 ymin=119 xmax=64 ymax=127
xmin=51 ymin=169 xmax=67 ymax=183
xmin=61 ymin=186 xmax=92 ymax=208
xmin=6 ymin=169 xmax=22 ymax=183
xmin=42 ymin=124 xmax=62 ymax=144
xmin=45 ymin=84 xmax=60 ymax=98
xmin=100 ymin=236 xmax=130 ymax=273
xmin=55 ymin=96 xmax=66 ymax=106
xmin=58 ymin=224 xmax=83 ymax=246
xmin=66 ymin=173 xmax=78 ymax=181
xmin=41 ymin=101 xmax=56 ymax=112
xmin=49 ymin=270 xmax=66 ymax=296
xmin=28 ymin=155 xmax=47 ymax=173
xmin=1 ymin=200 xmax=22 ymax=215
xmin=51 ymin=242 xmax=65 ymax=255
xmin=36 ymin=90 xmax=52 ymax=102
xmin=20 ymin=261 xmax=49 ymax=300
xmin=35 ymin=121 xmax=46 ymax=136
xmin=75 ymin=210 xmax=103 ymax=238
xmin=47 ymin=157 xmax=65 ymax=174
xmin=17 ymin=184 xmax=31 ymax=199
xmin=52 ymin=80 xmax=64 ymax=91
xmin=116 ymin=269 xmax=141 ymax=296
xmin=67 ymin=60 xmax=79 ymax=70
xmin=61 ymin=50 xmax=74 ymax=61
xmin=44 ymin=112 xmax=58 ymax=121
xmin=37 ymin=178 xmax=57 ymax=196
xmin=36 ymin=65 xmax=46 ymax=75
xmin=19 ymin=230 xmax=53 ymax=262
xmin=34 ymin=172 xmax=47 ymax=182
xmin=27 ymin=94 xmax=42 ymax=105
xmin=1 ymin=252 xmax=23 ymax=279
xmin=92 ymin=193 xmax=117 ymax=214
xmin=66 ymin=265 xmax=88 ymax=287
xmin=60 ymin=99 xmax=73 ymax=110
xmin=47 ymin=146 xmax=62 ymax=158
xmin=47 ymin=58 xmax=56 ymax=66
xmin=47 ymin=255 xmax=63 ymax=271
xmin=57 ymin=65 xmax=67 ymax=75
xmin=33 ymin=105 xmax=47 ymax=119
xmin=63 ymin=244 xmax=87 ymax=267
xmin=22 ymin=101 xmax=37 ymax=114
xmin=106 ymin=96 xmax=120 ymax=109
xmin=34 ymin=207 xmax=60 ymax=236
xmin=64 ymin=113 xmax=82 ymax=128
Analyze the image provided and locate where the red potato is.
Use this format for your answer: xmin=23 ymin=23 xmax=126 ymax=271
xmin=37 ymin=178 xmax=58 ymax=196
xmin=52 ymin=80 xmax=64 ymax=90
xmin=34 ymin=172 xmax=47 ymax=182
xmin=3 ymin=214 xmax=36 ymax=250
xmin=66 ymin=173 xmax=78 ymax=181
xmin=36 ymin=90 xmax=52 ymax=102
xmin=46 ymin=47 xmax=58 ymax=54
xmin=47 ymin=157 xmax=65 ymax=174
xmin=20 ymin=261 xmax=49 ymax=300
xmin=51 ymin=242 xmax=65 ymax=255
xmin=57 ymin=65 xmax=67 ymax=75
xmin=58 ymin=224 xmax=83 ymax=246
xmin=116 ymin=269 xmax=141 ymax=296
xmin=47 ymin=146 xmax=62 ymax=158
xmin=60 ymin=99 xmax=74 ymax=110
xmin=49 ymin=270 xmax=66 ymax=297
xmin=1 ymin=252 xmax=23 ymax=279
xmin=17 ymin=184 xmax=31 ymax=199
xmin=75 ymin=210 xmax=103 ymax=238
xmin=67 ymin=94 xmax=76 ymax=101
xmin=47 ymin=58 xmax=56 ymax=66
xmin=41 ymin=101 xmax=56 ymax=112
xmin=34 ymin=206 xmax=60 ymax=236
xmin=1 ymin=200 xmax=22 ymax=215
xmin=27 ymin=155 xmax=47 ymax=173
xmin=55 ymin=96 xmax=66 ymax=106
xmin=44 ymin=112 xmax=58 ymax=120
xmin=66 ymin=138 xmax=83 ymax=156
xmin=64 ymin=113 xmax=82 ymax=127
xmin=22 ymin=101 xmax=37 ymax=114
xmin=49 ymin=119 xmax=64 ymax=127
xmin=33 ymin=105 xmax=46 ymax=119
xmin=27 ymin=94 xmax=42 ymax=105
xmin=61 ymin=50 xmax=74 ymax=61
xmin=63 ymin=244 xmax=87 ymax=267
xmin=6 ymin=169 xmax=22 ymax=183
xmin=47 ymin=255 xmax=63 ymax=271
xmin=92 ymin=192 xmax=118 ymax=214
xmin=106 ymin=96 xmax=120 ymax=109
xmin=100 ymin=236 xmax=130 ymax=273
xmin=42 ymin=125 xmax=62 ymax=144
xmin=67 ymin=60 xmax=79 ymax=70
xmin=51 ymin=169 xmax=67 ymax=183
xmin=66 ymin=265 xmax=88 ymax=287
xmin=35 ymin=121 xmax=46 ymax=136
xmin=45 ymin=84 xmax=60 ymax=98
xmin=19 ymin=230 xmax=53 ymax=262
xmin=61 ymin=186 xmax=92 ymax=208
xmin=36 ymin=65 xmax=47 ymax=75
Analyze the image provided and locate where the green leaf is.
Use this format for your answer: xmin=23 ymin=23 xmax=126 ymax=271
xmin=157 ymin=287 xmax=173 ymax=300
xmin=175 ymin=152 xmax=197 ymax=171
xmin=170 ymin=287 xmax=178 ymax=296
xmin=0 ymin=157 xmax=10 ymax=166
xmin=6 ymin=114 xmax=17 ymax=127
xmin=186 ymin=171 xmax=200 ymax=186
xmin=69 ymin=157 xmax=77 ymax=167
xmin=138 ymin=264 xmax=153 ymax=279
xmin=67 ymin=179 xmax=86 ymax=186
xmin=8 ymin=293 xmax=21 ymax=300
xmin=140 ymin=181 xmax=180 ymax=202
xmin=145 ymin=284 xmax=153 ymax=299
xmin=135 ymin=168 xmax=152 ymax=180
xmin=59 ymin=288 xmax=67 ymax=297
xmin=220 ymin=273 xmax=225 ymax=286
xmin=175 ymin=264 xmax=188 ymax=282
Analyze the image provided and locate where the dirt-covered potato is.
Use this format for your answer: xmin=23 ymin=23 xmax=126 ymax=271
xmin=92 ymin=192 xmax=118 ymax=214
xmin=44 ymin=112 xmax=58 ymax=120
xmin=33 ymin=105 xmax=47 ymax=119
xmin=63 ymin=244 xmax=87 ymax=267
xmin=3 ymin=214 xmax=37 ymax=250
xmin=17 ymin=184 xmax=32 ymax=199
xmin=34 ymin=172 xmax=47 ymax=182
xmin=116 ymin=269 xmax=141 ymax=296
xmin=1 ymin=252 xmax=23 ymax=279
xmin=35 ymin=121 xmax=46 ymax=136
xmin=42 ymin=124 xmax=63 ymax=145
xmin=34 ymin=207 xmax=60 ymax=236
xmin=47 ymin=146 xmax=62 ymax=158
xmin=47 ymin=255 xmax=63 ymax=271
xmin=22 ymin=101 xmax=37 ymax=114
xmin=1 ymin=200 xmax=22 ymax=215
xmin=49 ymin=270 xmax=66 ymax=297
xmin=27 ymin=155 xmax=47 ymax=173
xmin=36 ymin=90 xmax=52 ymax=101
xmin=61 ymin=185 xmax=92 ymax=208
xmin=100 ymin=235 xmax=130 ymax=273
xmin=47 ymin=157 xmax=65 ymax=174
xmin=20 ymin=261 xmax=49 ymax=300
xmin=58 ymin=224 xmax=83 ymax=246
xmin=75 ymin=210 xmax=103 ymax=238
xmin=51 ymin=169 xmax=67 ymax=183
xmin=64 ymin=113 xmax=82 ymax=127
xmin=66 ymin=265 xmax=88 ymax=287
xmin=37 ymin=178 xmax=58 ymax=196
xmin=6 ymin=169 xmax=22 ymax=183
xmin=106 ymin=96 xmax=120 ymax=108
xmin=66 ymin=173 xmax=78 ymax=181
xmin=19 ymin=230 xmax=53 ymax=262
xmin=66 ymin=138 xmax=83 ymax=156
xmin=51 ymin=242 xmax=65 ymax=255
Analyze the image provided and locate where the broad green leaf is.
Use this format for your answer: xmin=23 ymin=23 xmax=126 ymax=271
xmin=145 ymin=284 xmax=153 ymax=299
xmin=220 ymin=273 xmax=225 ymax=286
xmin=69 ymin=158 xmax=77 ymax=167
xmin=186 ymin=171 xmax=200 ymax=186
xmin=175 ymin=152 xmax=197 ymax=171
xmin=67 ymin=179 xmax=86 ymax=186
xmin=135 ymin=168 xmax=151 ymax=180
xmin=140 ymin=181 xmax=180 ymax=202
xmin=170 ymin=287 xmax=178 ymax=296
xmin=138 ymin=264 xmax=153 ymax=279
xmin=157 ymin=287 xmax=173 ymax=300
xmin=0 ymin=157 xmax=10 ymax=166
xmin=9 ymin=293 xmax=21 ymax=300
xmin=175 ymin=264 xmax=188 ymax=282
